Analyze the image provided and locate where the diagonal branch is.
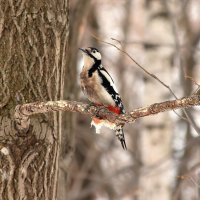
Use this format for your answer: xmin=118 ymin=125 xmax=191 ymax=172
xmin=14 ymin=95 xmax=200 ymax=133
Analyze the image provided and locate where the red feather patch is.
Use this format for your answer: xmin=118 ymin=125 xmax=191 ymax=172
xmin=106 ymin=106 xmax=121 ymax=114
xmin=94 ymin=103 xmax=121 ymax=114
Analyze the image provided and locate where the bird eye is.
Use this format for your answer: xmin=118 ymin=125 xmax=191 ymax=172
xmin=92 ymin=50 xmax=96 ymax=53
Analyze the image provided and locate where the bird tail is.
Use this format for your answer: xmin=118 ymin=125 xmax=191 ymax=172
xmin=115 ymin=125 xmax=127 ymax=150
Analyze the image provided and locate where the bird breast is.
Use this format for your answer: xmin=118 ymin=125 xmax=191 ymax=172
xmin=80 ymin=70 xmax=115 ymax=106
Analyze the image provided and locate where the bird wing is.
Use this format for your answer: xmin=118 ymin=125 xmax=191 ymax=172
xmin=97 ymin=66 xmax=125 ymax=113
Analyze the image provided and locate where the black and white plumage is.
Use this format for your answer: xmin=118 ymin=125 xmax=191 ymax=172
xmin=79 ymin=47 xmax=127 ymax=150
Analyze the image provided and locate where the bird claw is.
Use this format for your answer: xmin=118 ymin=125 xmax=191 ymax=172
xmin=84 ymin=102 xmax=96 ymax=112
xmin=94 ymin=105 xmax=106 ymax=119
xmin=84 ymin=102 xmax=105 ymax=119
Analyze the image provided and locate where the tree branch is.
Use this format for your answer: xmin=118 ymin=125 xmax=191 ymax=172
xmin=14 ymin=95 xmax=200 ymax=133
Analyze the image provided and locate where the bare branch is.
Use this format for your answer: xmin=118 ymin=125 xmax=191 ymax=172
xmin=14 ymin=95 xmax=200 ymax=133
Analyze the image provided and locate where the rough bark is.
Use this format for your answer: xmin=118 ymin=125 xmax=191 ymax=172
xmin=0 ymin=0 xmax=69 ymax=199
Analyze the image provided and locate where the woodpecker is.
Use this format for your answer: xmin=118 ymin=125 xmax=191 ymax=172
xmin=79 ymin=47 xmax=127 ymax=150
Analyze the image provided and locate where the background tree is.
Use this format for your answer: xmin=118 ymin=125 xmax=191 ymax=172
xmin=66 ymin=0 xmax=200 ymax=199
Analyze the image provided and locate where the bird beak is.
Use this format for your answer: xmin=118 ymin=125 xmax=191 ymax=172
xmin=79 ymin=48 xmax=87 ymax=54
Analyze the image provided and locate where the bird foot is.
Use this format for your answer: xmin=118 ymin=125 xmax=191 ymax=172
xmin=85 ymin=102 xmax=105 ymax=119
xmin=84 ymin=102 xmax=96 ymax=112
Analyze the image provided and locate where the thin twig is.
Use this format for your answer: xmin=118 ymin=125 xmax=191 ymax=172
xmin=91 ymin=34 xmax=178 ymax=98
xmin=185 ymin=75 xmax=200 ymax=87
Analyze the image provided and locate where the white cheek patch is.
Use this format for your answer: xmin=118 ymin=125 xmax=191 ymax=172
xmin=92 ymin=52 xmax=101 ymax=60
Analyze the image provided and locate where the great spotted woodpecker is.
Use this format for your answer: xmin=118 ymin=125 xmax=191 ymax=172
xmin=79 ymin=47 xmax=127 ymax=150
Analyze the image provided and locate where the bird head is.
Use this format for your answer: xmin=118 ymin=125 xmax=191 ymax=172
xmin=79 ymin=47 xmax=101 ymax=62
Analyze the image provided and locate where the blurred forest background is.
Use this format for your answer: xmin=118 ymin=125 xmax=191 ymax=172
xmin=64 ymin=0 xmax=200 ymax=200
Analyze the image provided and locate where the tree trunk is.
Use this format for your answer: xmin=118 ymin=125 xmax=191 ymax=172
xmin=173 ymin=2 xmax=200 ymax=199
xmin=0 ymin=0 xmax=69 ymax=199
xmin=139 ymin=1 xmax=174 ymax=200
